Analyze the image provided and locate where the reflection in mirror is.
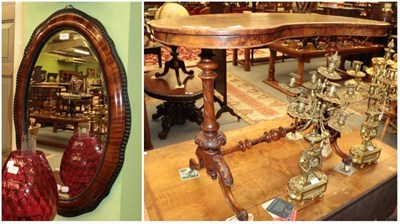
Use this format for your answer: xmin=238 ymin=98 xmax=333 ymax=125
xmin=28 ymin=30 xmax=108 ymax=199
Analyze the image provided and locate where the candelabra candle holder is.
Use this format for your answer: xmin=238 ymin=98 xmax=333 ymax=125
xmin=346 ymin=60 xmax=368 ymax=91
xmin=280 ymin=73 xmax=308 ymax=141
xmin=317 ymin=51 xmax=342 ymax=80
xmin=338 ymin=79 xmax=364 ymax=103
xmin=349 ymin=39 xmax=397 ymax=167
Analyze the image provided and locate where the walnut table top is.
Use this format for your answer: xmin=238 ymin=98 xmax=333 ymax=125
xmin=148 ymin=13 xmax=390 ymax=49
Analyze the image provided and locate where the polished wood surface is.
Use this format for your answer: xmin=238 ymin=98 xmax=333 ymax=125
xmin=149 ymin=13 xmax=390 ymax=49
xmin=145 ymin=117 xmax=397 ymax=221
xmin=13 ymin=8 xmax=130 ymax=217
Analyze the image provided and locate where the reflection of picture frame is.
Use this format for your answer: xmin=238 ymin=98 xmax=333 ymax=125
xmin=87 ymin=68 xmax=95 ymax=78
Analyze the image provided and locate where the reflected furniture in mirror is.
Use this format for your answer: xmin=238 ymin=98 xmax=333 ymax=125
xmin=13 ymin=6 xmax=130 ymax=217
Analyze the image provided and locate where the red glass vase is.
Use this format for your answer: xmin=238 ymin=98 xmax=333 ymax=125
xmin=60 ymin=123 xmax=103 ymax=197
xmin=2 ymin=149 xmax=58 ymax=221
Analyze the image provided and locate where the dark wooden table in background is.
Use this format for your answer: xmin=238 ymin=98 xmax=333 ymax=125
xmin=264 ymin=39 xmax=383 ymax=94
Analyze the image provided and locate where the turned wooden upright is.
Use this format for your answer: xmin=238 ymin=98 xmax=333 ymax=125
xmin=148 ymin=13 xmax=390 ymax=221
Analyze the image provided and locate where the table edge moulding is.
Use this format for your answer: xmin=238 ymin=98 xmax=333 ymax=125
xmin=148 ymin=13 xmax=391 ymax=221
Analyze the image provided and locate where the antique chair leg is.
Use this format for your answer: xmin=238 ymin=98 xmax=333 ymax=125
xmin=190 ymin=49 xmax=248 ymax=221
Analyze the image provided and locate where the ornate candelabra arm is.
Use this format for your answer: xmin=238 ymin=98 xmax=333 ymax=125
xmin=222 ymin=123 xmax=298 ymax=156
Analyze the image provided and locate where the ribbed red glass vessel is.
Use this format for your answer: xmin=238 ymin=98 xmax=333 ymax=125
xmin=2 ymin=150 xmax=58 ymax=221
xmin=60 ymin=123 xmax=103 ymax=197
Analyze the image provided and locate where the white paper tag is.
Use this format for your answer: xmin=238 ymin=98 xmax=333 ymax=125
xmin=309 ymin=177 xmax=319 ymax=185
xmin=6 ymin=160 xmax=14 ymax=168
xmin=179 ymin=167 xmax=200 ymax=180
xmin=367 ymin=145 xmax=374 ymax=151
xmin=7 ymin=166 xmax=19 ymax=175
xmin=61 ymin=186 xmax=70 ymax=193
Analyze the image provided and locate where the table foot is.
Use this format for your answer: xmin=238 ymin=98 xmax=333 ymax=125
xmin=189 ymin=143 xmax=248 ymax=221
xmin=215 ymin=97 xmax=241 ymax=121
xmin=214 ymin=154 xmax=249 ymax=221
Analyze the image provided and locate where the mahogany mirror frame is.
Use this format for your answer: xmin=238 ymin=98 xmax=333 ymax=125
xmin=13 ymin=7 xmax=131 ymax=217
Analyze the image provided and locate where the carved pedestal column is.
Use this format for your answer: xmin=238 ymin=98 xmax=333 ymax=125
xmin=189 ymin=49 xmax=248 ymax=221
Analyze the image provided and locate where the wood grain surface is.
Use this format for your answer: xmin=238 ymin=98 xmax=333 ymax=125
xmin=148 ymin=13 xmax=390 ymax=49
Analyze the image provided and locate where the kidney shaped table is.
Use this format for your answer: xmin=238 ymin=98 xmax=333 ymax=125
xmin=148 ymin=13 xmax=390 ymax=221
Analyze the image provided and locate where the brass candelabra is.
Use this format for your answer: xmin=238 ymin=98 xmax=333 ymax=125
xmin=284 ymin=39 xmax=397 ymax=203
xmin=282 ymin=51 xmax=353 ymax=203
xmin=349 ymin=39 xmax=397 ymax=167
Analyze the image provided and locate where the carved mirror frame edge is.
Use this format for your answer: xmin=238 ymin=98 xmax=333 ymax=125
xmin=13 ymin=7 xmax=131 ymax=217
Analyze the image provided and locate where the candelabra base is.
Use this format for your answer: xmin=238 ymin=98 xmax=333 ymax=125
xmin=288 ymin=171 xmax=328 ymax=204
xmin=350 ymin=144 xmax=381 ymax=167
xmin=333 ymin=162 xmax=357 ymax=176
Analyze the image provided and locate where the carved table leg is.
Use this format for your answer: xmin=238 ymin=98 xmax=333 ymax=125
xmin=189 ymin=49 xmax=248 ymax=221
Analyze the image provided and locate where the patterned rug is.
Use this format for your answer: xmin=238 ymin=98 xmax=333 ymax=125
xmin=145 ymin=71 xmax=289 ymax=125
xmin=144 ymin=46 xmax=271 ymax=72
xmin=221 ymin=73 xmax=289 ymax=124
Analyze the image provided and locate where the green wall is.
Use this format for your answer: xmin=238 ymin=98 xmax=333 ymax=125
xmin=22 ymin=2 xmax=142 ymax=221
xmin=36 ymin=53 xmax=100 ymax=84
xmin=36 ymin=54 xmax=76 ymax=76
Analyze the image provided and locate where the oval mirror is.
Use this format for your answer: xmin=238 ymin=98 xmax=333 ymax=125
xmin=13 ymin=7 xmax=130 ymax=216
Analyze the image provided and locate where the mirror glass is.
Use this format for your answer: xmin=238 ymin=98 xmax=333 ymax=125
xmin=28 ymin=29 xmax=108 ymax=199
